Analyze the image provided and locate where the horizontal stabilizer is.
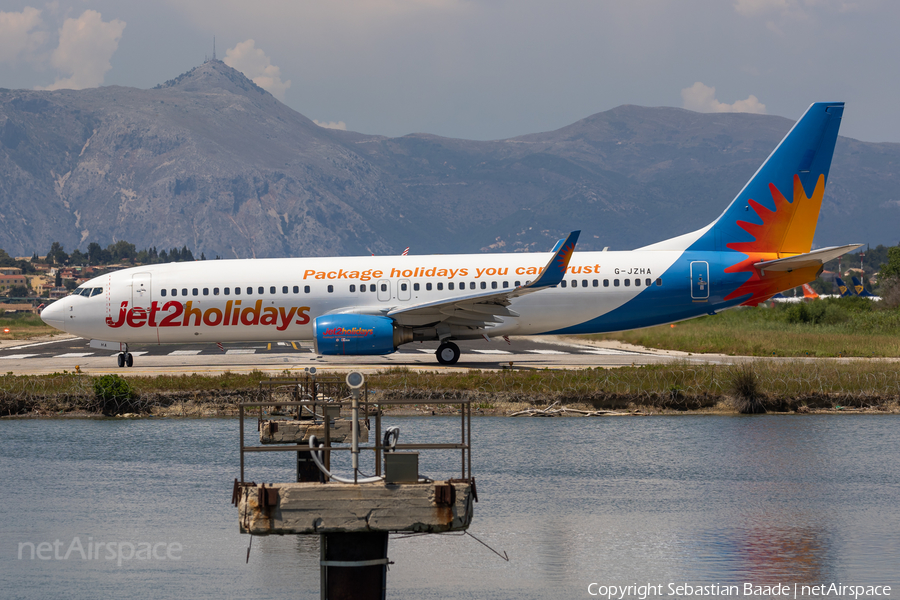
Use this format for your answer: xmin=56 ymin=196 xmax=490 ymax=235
xmin=753 ymin=244 xmax=863 ymax=274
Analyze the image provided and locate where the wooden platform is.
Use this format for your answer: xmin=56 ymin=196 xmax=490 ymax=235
xmin=238 ymin=480 xmax=474 ymax=535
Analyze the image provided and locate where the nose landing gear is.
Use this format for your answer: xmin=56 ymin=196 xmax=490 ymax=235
xmin=117 ymin=352 xmax=133 ymax=368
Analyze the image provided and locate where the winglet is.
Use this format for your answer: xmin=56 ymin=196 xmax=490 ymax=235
xmin=524 ymin=231 xmax=580 ymax=289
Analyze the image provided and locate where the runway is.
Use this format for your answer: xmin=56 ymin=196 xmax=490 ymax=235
xmin=0 ymin=334 xmax=717 ymax=376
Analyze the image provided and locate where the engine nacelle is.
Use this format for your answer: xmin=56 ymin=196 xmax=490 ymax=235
xmin=314 ymin=314 xmax=410 ymax=356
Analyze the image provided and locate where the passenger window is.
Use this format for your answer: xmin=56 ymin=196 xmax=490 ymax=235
xmin=448 ymin=282 xmax=454 ymax=290
xmin=304 ymin=285 xmax=311 ymax=293
xmin=380 ymin=284 xmax=387 ymax=292
xmin=515 ymin=281 xmax=521 ymax=287
xmin=258 ymin=286 xmax=264 ymax=295
xmin=656 ymin=278 xmax=662 ymax=286
xmin=582 ymin=280 xmax=588 ymax=287
xmin=282 ymin=286 xmax=288 ymax=294
xmin=503 ymin=281 xmax=509 ymax=288
xmin=624 ymin=279 xmax=630 ymax=287
xmin=224 ymin=287 xmax=230 ymax=295
xmin=270 ymin=286 xmax=276 ymax=294
xmin=426 ymin=283 xmax=432 ymax=291
xmin=293 ymin=285 xmax=299 ymax=294
xmin=646 ymin=278 xmax=652 ymax=287
xmin=203 ymin=288 xmax=209 ymax=296
xmin=560 ymin=280 xmax=567 ymax=288
xmin=214 ymin=287 xmax=220 ymax=295
xmin=161 ymin=289 xmax=167 ymax=297
xmin=413 ymin=283 xmax=420 ymax=291
xmin=481 ymin=282 xmax=487 ymax=290
xmin=360 ymin=284 xmax=366 ymax=292
xmin=350 ymin=284 xmax=356 ymax=292
xmin=593 ymin=280 xmax=598 ymax=287
xmin=614 ymin=279 xmax=620 ymax=287
xmin=328 ymin=285 xmax=334 ymax=293
xmin=234 ymin=287 xmax=241 ymax=295
xmin=401 ymin=283 xmax=408 ymax=291
xmin=182 ymin=288 xmax=187 ymax=296
xmin=437 ymin=282 xmax=443 ymax=290
xmin=603 ymin=279 xmax=609 ymax=287
xmin=193 ymin=288 xmax=198 ymax=296
xmin=491 ymin=281 xmax=497 ymax=289
xmin=635 ymin=279 xmax=642 ymax=287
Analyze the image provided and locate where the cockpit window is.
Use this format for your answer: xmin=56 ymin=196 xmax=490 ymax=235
xmin=90 ymin=287 xmax=103 ymax=296
xmin=73 ymin=287 xmax=103 ymax=297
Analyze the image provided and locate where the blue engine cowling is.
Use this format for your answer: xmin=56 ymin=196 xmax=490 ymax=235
xmin=314 ymin=314 xmax=400 ymax=355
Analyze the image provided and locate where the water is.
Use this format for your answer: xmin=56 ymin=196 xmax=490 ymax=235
xmin=2 ymin=415 xmax=899 ymax=599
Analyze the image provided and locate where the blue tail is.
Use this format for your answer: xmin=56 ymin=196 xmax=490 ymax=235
xmin=851 ymin=276 xmax=874 ymax=297
xmin=835 ymin=277 xmax=854 ymax=297
xmin=680 ymin=102 xmax=844 ymax=254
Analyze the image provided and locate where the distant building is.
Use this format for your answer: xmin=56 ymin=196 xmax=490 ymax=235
xmin=0 ymin=267 xmax=22 ymax=275
xmin=0 ymin=274 xmax=26 ymax=290
xmin=0 ymin=302 xmax=38 ymax=314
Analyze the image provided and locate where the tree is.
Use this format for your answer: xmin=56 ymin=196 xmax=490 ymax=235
xmin=8 ymin=285 xmax=28 ymax=297
xmin=46 ymin=242 xmax=68 ymax=265
xmin=87 ymin=242 xmax=103 ymax=265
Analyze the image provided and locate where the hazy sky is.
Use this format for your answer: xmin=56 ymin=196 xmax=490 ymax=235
xmin=1 ymin=0 xmax=898 ymax=143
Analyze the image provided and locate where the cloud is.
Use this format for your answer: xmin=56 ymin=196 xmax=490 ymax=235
xmin=314 ymin=120 xmax=348 ymax=130
xmin=223 ymin=39 xmax=291 ymax=102
xmin=38 ymin=10 xmax=125 ymax=90
xmin=681 ymin=82 xmax=766 ymax=114
xmin=0 ymin=7 xmax=46 ymax=64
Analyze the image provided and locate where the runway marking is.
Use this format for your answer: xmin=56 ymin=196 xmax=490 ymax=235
xmin=525 ymin=349 xmax=569 ymax=355
xmin=54 ymin=352 xmax=94 ymax=358
xmin=0 ymin=354 xmax=38 ymax=359
xmin=226 ymin=349 xmax=256 ymax=355
xmin=417 ymin=349 xmax=435 ymax=354
xmin=169 ymin=350 xmax=202 ymax=356
xmin=582 ymin=348 xmax=638 ymax=355
xmin=472 ymin=349 xmax=513 ymax=355
xmin=6 ymin=338 xmax=81 ymax=350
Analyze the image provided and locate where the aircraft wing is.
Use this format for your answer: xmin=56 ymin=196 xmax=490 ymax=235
xmin=387 ymin=231 xmax=580 ymax=329
xmin=754 ymin=244 xmax=863 ymax=274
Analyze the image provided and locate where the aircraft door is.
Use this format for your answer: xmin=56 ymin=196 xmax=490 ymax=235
xmin=377 ymin=279 xmax=391 ymax=302
xmin=398 ymin=279 xmax=411 ymax=301
xmin=132 ymin=272 xmax=153 ymax=310
xmin=690 ymin=261 xmax=709 ymax=301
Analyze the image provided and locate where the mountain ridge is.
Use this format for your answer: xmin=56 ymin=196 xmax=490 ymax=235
xmin=0 ymin=60 xmax=897 ymax=258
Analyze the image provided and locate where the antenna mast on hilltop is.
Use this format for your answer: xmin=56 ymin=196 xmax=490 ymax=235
xmin=213 ymin=36 xmax=216 ymax=61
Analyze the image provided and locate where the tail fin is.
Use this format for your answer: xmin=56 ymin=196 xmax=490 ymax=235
xmin=851 ymin=276 xmax=874 ymax=297
xmin=684 ymin=102 xmax=844 ymax=253
xmin=835 ymin=277 xmax=854 ymax=297
xmin=802 ymin=283 xmax=819 ymax=300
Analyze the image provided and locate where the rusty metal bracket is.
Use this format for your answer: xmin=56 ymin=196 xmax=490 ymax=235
xmin=434 ymin=483 xmax=456 ymax=506
xmin=258 ymin=484 xmax=279 ymax=508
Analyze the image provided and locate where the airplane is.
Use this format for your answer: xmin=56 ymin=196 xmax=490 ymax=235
xmin=40 ymin=102 xmax=862 ymax=367
xmin=771 ymin=283 xmax=822 ymax=303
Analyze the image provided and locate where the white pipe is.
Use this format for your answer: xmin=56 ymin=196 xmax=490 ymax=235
xmin=351 ymin=392 xmax=359 ymax=483
xmin=308 ymin=435 xmax=383 ymax=484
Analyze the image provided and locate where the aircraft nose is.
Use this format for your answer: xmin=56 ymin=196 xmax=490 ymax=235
xmin=41 ymin=301 xmax=67 ymax=332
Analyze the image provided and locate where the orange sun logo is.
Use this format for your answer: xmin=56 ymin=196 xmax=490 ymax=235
xmin=724 ymin=174 xmax=826 ymax=305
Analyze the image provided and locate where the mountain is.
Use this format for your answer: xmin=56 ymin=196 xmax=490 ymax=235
xmin=1 ymin=60 xmax=898 ymax=258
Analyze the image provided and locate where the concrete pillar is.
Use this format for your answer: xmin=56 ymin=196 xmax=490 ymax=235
xmin=320 ymin=532 xmax=388 ymax=600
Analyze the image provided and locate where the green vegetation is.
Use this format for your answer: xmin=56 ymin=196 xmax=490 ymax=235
xmin=2 ymin=364 xmax=900 ymax=416
xmin=0 ymin=310 xmax=55 ymax=340
xmin=592 ymin=297 xmax=900 ymax=357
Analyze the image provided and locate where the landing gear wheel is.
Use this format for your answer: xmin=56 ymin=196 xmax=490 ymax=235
xmin=125 ymin=353 xmax=133 ymax=367
xmin=436 ymin=341 xmax=460 ymax=365
xmin=117 ymin=353 xmax=125 ymax=368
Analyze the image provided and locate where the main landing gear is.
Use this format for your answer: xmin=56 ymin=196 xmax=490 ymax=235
xmin=117 ymin=352 xmax=133 ymax=368
xmin=436 ymin=341 xmax=460 ymax=365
